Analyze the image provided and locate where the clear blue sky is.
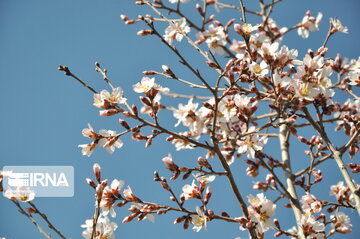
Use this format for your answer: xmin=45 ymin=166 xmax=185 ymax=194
xmin=0 ymin=0 xmax=359 ymax=238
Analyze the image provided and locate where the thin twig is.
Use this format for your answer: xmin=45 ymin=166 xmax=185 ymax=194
xmin=12 ymin=200 xmax=52 ymax=239
xmin=28 ymin=202 xmax=67 ymax=239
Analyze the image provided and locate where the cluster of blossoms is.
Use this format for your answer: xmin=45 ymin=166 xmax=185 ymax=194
xmin=81 ymin=216 xmax=118 ymax=239
xmin=82 ymin=164 xmax=157 ymax=239
xmin=245 ymin=193 xmax=276 ymax=236
xmin=64 ymin=0 xmax=360 ymax=239
xmin=78 ymin=124 xmax=124 ymax=156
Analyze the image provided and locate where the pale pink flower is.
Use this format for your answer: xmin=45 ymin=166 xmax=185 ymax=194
xmin=181 ymin=180 xmax=201 ymax=200
xmin=247 ymin=193 xmax=276 ymax=233
xmin=348 ymin=71 xmax=360 ymax=86
xmin=101 ymin=179 xmax=124 ymax=217
xmin=93 ymin=87 xmax=127 ymax=108
xmin=298 ymin=11 xmax=323 ymax=39
xmin=172 ymin=136 xmax=195 ymax=151
xmin=4 ymin=186 xmax=35 ymax=202
xmin=173 ymin=98 xmax=199 ymax=127
xmin=330 ymin=210 xmax=352 ymax=234
xmin=78 ymin=142 xmax=97 ymax=157
xmin=272 ymin=71 xmax=290 ymax=87
xmin=329 ymin=181 xmax=355 ymax=205
xmin=203 ymin=24 xmax=227 ymax=55
xmin=191 ymin=206 xmax=207 ymax=232
xmin=193 ymin=174 xmax=215 ymax=185
xmin=275 ymin=45 xmax=299 ymax=67
xmin=258 ymin=42 xmax=279 ymax=60
xmin=164 ymin=18 xmax=190 ymax=44
xmin=249 ymin=61 xmax=269 ymax=76
xmin=234 ymin=23 xmax=259 ymax=36
xmin=330 ymin=18 xmax=348 ymax=34
xmin=123 ymin=186 xmax=138 ymax=202
xmin=81 ymin=216 xmax=117 ymax=239
xmin=300 ymin=193 xmax=322 ymax=214
xmin=82 ymin=124 xmax=98 ymax=139
xmin=237 ymin=126 xmax=268 ymax=159
xmin=133 ymin=77 xmax=155 ymax=94
xmin=162 ymin=153 xmax=178 ymax=171
xmin=129 ymin=203 xmax=155 ymax=223
xmin=98 ymin=129 xmax=123 ymax=154
xmin=300 ymin=215 xmax=325 ymax=239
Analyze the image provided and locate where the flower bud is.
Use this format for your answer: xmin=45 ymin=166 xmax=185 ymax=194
xmin=93 ymin=163 xmax=101 ymax=182
xmin=161 ymin=181 xmax=171 ymax=191
xmin=137 ymin=29 xmax=154 ymax=36
xmin=174 ymin=215 xmax=187 ymax=224
xmin=153 ymin=171 xmax=160 ymax=181
xmin=197 ymin=157 xmax=212 ymax=170
xmin=183 ymin=218 xmax=189 ymax=230
xmin=122 ymin=213 xmax=138 ymax=223
xmin=119 ymin=119 xmax=130 ymax=130
xmin=86 ymin=178 xmax=96 ymax=189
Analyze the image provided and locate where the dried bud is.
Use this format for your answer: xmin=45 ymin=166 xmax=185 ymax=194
xmin=274 ymin=231 xmax=283 ymax=237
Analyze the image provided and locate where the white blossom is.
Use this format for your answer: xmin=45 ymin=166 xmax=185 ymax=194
xmin=237 ymin=126 xmax=268 ymax=159
xmin=247 ymin=193 xmax=276 ymax=233
xmin=98 ymin=129 xmax=124 ymax=154
xmin=164 ymin=18 xmax=190 ymax=44
xmin=4 ymin=186 xmax=35 ymax=202
xmin=330 ymin=18 xmax=348 ymax=34
xmin=191 ymin=206 xmax=207 ymax=232
xmin=298 ymin=11 xmax=323 ymax=39
xmin=81 ymin=216 xmax=117 ymax=239
xmin=203 ymin=24 xmax=227 ymax=55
